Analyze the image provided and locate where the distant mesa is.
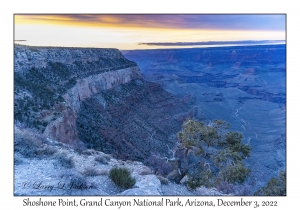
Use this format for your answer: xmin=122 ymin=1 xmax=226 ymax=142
xmin=138 ymin=40 xmax=285 ymax=47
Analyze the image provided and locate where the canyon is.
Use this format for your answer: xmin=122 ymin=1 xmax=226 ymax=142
xmin=14 ymin=44 xmax=194 ymax=165
xmin=123 ymin=45 xmax=286 ymax=189
xmin=14 ymin=44 xmax=286 ymax=194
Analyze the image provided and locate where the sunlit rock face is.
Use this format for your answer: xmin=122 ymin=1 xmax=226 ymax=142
xmin=14 ymin=45 xmax=129 ymax=74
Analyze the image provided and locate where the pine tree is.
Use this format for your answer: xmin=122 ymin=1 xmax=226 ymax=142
xmin=167 ymin=119 xmax=251 ymax=189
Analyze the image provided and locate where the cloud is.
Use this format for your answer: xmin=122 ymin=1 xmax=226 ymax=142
xmin=15 ymin=14 xmax=286 ymax=31
xmin=138 ymin=40 xmax=286 ymax=46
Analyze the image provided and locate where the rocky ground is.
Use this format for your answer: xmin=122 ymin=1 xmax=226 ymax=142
xmin=14 ymin=86 xmax=242 ymax=196
xmin=14 ymin=127 xmax=227 ymax=196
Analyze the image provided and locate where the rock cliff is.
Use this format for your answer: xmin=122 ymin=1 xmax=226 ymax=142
xmin=14 ymin=44 xmax=193 ymax=161
xmin=14 ymin=45 xmax=133 ymax=74
xmin=14 ymin=45 xmax=142 ymax=147
xmin=43 ymin=66 xmax=142 ymax=145
xmin=123 ymin=45 xmax=286 ymax=191
xmin=76 ymin=79 xmax=193 ymax=161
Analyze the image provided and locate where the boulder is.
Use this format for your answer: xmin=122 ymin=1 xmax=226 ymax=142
xmin=133 ymin=174 xmax=161 ymax=189
xmin=119 ymin=187 xmax=162 ymax=196
xmin=119 ymin=174 xmax=162 ymax=195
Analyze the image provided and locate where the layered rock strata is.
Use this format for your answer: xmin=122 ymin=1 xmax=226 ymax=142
xmin=14 ymin=45 xmax=140 ymax=145
xmin=14 ymin=45 xmax=193 ymax=160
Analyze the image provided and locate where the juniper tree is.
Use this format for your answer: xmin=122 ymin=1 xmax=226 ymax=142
xmin=254 ymin=170 xmax=286 ymax=196
xmin=167 ymin=119 xmax=251 ymax=189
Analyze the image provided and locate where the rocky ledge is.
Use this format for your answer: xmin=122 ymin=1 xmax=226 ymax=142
xmin=14 ymin=127 xmax=204 ymax=196
xmin=14 ymin=45 xmax=198 ymax=195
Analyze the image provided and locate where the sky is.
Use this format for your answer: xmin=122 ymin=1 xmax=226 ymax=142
xmin=14 ymin=14 xmax=286 ymax=50
xmin=3 ymin=0 xmax=300 ymax=207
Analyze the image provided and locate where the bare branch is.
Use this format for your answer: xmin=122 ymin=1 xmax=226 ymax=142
xmin=167 ymin=144 xmax=176 ymax=158
xmin=152 ymin=154 xmax=167 ymax=161
xmin=204 ymin=161 xmax=212 ymax=172
xmin=178 ymin=168 xmax=182 ymax=175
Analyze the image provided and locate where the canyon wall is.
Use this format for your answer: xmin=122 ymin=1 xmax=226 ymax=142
xmin=14 ymin=45 xmax=193 ymax=158
xmin=14 ymin=45 xmax=129 ymax=73
xmin=43 ymin=66 xmax=142 ymax=145
xmin=14 ymin=45 xmax=141 ymax=145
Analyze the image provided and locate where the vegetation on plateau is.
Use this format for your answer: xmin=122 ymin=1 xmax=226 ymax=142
xmin=14 ymin=54 xmax=136 ymax=132
xmin=254 ymin=170 xmax=286 ymax=196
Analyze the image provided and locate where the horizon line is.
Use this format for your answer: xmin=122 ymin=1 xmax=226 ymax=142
xmin=138 ymin=40 xmax=285 ymax=46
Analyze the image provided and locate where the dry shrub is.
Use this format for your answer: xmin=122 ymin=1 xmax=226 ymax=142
xmin=36 ymin=145 xmax=58 ymax=156
xmin=97 ymin=169 xmax=109 ymax=176
xmin=156 ymin=175 xmax=169 ymax=185
xmin=139 ymin=168 xmax=152 ymax=175
xmin=94 ymin=154 xmax=110 ymax=164
xmin=82 ymin=167 xmax=108 ymax=176
xmin=217 ymin=181 xmax=236 ymax=194
xmin=236 ymin=184 xmax=252 ymax=196
xmin=14 ymin=128 xmax=44 ymax=158
xmin=14 ymin=155 xmax=24 ymax=165
xmin=14 ymin=127 xmax=58 ymax=158
xmin=144 ymin=155 xmax=173 ymax=176
xmin=55 ymin=152 xmax=75 ymax=168
xmin=82 ymin=149 xmax=96 ymax=156
xmin=216 ymin=182 xmax=252 ymax=195
xmin=73 ymin=141 xmax=87 ymax=153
